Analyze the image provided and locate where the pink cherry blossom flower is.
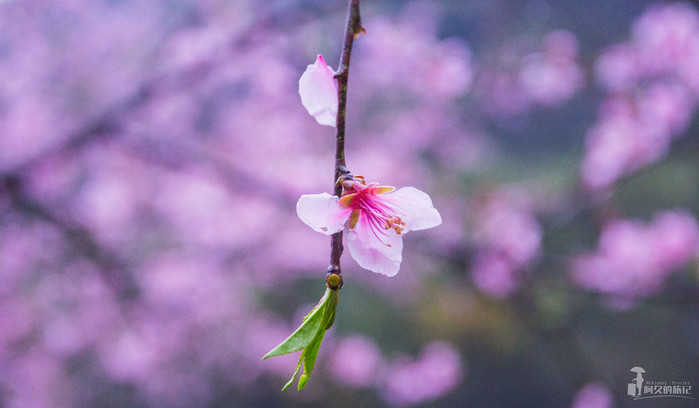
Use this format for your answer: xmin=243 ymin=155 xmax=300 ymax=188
xmin=298 ymin=54 xmax=338 ymax=127
xmin=296 ymin=180 xmax=442 ymax=276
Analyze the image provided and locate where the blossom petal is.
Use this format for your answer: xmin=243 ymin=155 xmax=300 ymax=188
xmin=347 ymin=216 xmax=403 ymax=276
xmin=296 ymin=193 xmax=350 ymax=235
xmin=299 ymin=54 xmax=338 ymax=127
xmin=382 ymin=187 xmax=442 ymax=232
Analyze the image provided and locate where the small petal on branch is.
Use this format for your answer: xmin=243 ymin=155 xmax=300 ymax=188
xmin=299 ymin=54 xmax=338 ymax=127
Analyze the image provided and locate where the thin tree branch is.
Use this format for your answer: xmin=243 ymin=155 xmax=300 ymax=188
xmin=327 ymin=0 xmax=362 ymax=290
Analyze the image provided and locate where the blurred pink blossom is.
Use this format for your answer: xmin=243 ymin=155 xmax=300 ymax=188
xmin=0 ymin=298 xmax=35 ymax=359
xmin=597 ymin=3 xmax=699 ymax=93
xmin=476 ymin=29 xmax=584 ymax=116
xmin=471 ymin=252 xmax=520 ymax=299
xmin=581 ymin=115 xmax=650 ymax=191
xmin=469 ymin=189 xmax=542 ymax=297
xmin=636 ymin=82 xmax=694 ymax=135
xmin=519 ymin=30 xmax=585 ymax=106
xmin=580 ymin=81 xmax=695 ymax=191
xmin=2 ymin=350 xmax=70 ymax=408
xmin=101 ymin=327 xmax=162 ymax=382
xmin=154 ymin=169 xmax=279 ymax=250
xmin=650 ymin=211 xmax=699 ymax=270
xmin=631 ymin=2 xmax=699 ymax=78
xmin=570 ymin=383 xmax=614 ymax=408
xmin=571 ymin=210 xmax=699 ymax=300
xmin=595 ymin=44 xmax=640 ymax=91
xmin=160 ymin=26 xmax=228 ymax=71
xmin=583 ymin=3 xmax=699 ymax=191
xmin=355 ymin=14 xmax=473 ymax=102
xmin=381 ymin=341 xmax=463 ymax=406
xmin=327 ymin=335 xmax=382 ymax=388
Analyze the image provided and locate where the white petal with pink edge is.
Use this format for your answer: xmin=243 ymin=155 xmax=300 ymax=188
xmin=382 ymin=187 xmax=442 ymax=232
xmin=296 ymin=193 xmax=350 ymax=235
xmin=347 ymin=216 xmax=404 ymax=276
xmin=298 ymin=54 xmax=338 ymax=127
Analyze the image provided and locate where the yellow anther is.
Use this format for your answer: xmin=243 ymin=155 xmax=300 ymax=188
xmin=349 ymin=208 xmax=361 ymax=229
xmin=339 ymin=193 xmax=356 ymax=208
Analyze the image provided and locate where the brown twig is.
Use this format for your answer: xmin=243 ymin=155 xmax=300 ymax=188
xmin=327 ymin=0 xmax=362 ymax=290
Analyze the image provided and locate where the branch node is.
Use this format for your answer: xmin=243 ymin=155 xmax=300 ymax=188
xmin=326 ymin=271 xmax=343 ymax=290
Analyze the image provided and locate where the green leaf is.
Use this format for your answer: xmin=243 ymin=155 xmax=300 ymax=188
xmin=298 ymin=374 xmax=309 ymax=389
xmin=281 ymin=353 xmax=304 ymax=391
xmin=262 ymin=289 xmax=332 ymax=359
xmin=298 ymin=325 xmax=324 ymax=389
xmin=263 ymin=287 xmax=339 ymax=391
xmin=324 ymin=290 xmax=337 ymax=330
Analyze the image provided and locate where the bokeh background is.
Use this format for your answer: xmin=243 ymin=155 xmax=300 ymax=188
xmin=1 ymin=0 xmax=698 ymax=407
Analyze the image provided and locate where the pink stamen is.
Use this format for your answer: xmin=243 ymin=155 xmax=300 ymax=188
xmin=349 ymin=185 xmax=406 ymax=247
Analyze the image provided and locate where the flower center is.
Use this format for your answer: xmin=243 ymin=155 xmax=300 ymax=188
xmin=348 ymin=186 xmax=406 ymax=246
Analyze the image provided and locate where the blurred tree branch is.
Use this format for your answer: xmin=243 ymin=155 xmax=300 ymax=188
xmin=0 ymin=1 xmax=347 ymax=300
xmin=1 ymin=1 xmax=346 ymax=179
xmin=1 ymin=174 xmax=137 ymax=299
